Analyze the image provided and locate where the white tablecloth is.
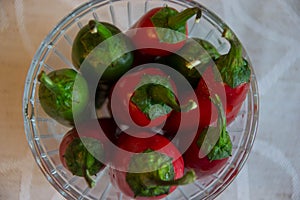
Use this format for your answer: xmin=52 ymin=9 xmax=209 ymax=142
xmin=0 ymin=0 xmax=299 ymax=199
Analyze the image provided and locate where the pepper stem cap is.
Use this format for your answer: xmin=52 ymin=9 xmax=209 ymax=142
xmin=88 ymin=20 xmax=113 ymax=39
xmin=168 ymin=7 xmax=202 ymax=30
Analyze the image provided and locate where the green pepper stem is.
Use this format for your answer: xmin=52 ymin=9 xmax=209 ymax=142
xmin=222 ymin=28 xmax=243 ymax=66
xmin=168 ymin=7 xmax=202 ymax=30
xmin=166 ymin=98 xmax=197 ymax=113
xmin=89 ymin=20 xmax=113 ymax=39
xmin=143 ymin=170 xmax=196 ymax=187
xmin=180 ymin=99 xmax=198 ymax=112
xmin=210 ymin=94 xmax=226 ymax=132
xmin=38 ymin=71 xmax=62 ymax=95
xmin=83 ymin=168 xmax=96 ymax=188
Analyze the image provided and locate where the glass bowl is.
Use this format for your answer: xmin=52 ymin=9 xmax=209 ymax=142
xmin=23 ymin=0 xmax=259 ymax=199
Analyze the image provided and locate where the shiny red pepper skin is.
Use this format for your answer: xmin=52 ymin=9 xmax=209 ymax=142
xmin=128 ymin=99 xmax=169 ymax=127
xmin=224 ymin=82 xmax=250 ymax=124
xmin=129 ymin=7 xmax=187 ymax=57
xmin=162 ymin=66 xmax=225 ymax=138
xmin=109 ymin=67 xmax=177 ymax=127
xmin=196 ymin=66 xmax=249 ymax=124
xmin=109 ymin=132 xmax=184 ymax=200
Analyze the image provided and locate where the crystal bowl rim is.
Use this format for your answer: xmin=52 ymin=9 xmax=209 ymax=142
xmin=22 ymin=0 xmax=259 ymax=199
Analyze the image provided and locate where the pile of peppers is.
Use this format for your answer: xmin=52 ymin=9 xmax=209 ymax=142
xmin=37 ymin=5 xmax=251 ymax=199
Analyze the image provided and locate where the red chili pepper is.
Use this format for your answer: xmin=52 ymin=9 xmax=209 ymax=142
xmin=183 ymin=128 xmax=228 ymax=176
xmin=59 ymin=118 xmax=119 ymax=187
xmin=109 ymin=132 xmax=196 ymax=199
xmin=129 ymin=6 xmax=201 ymax=57
xmin=196 ymin=28 xmax=251 ymax=124
xmin=217 ymin=28 xmax=251 ymax=123
xmin=110 ymin=67 xmax=181 ymax=127
xmin=224 ymin=81 xmax=250 ymax=123
xmin=183 ymin=95 xmax=232 ymax=177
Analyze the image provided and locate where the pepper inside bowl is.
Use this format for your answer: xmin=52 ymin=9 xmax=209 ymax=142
xmin=23 ymin=0 xmax=259 ymax=199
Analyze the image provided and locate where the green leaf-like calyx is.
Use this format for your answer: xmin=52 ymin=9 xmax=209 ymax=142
xmin=131 ymin=74 xmax=179 ymax=120
xmin=197 ymin=95 xmax=232 ymax=161
xmin=215 ymin=28 xmax=251 ymax=88
xmin=64 ymin=137 xmax=104 ymax=187
xmin=126 ymin=149 xmax=175 ymax=197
